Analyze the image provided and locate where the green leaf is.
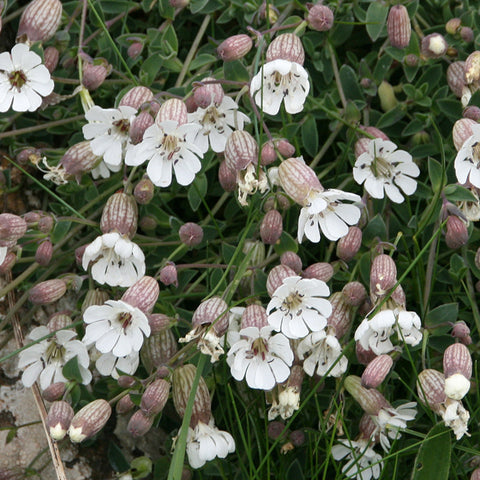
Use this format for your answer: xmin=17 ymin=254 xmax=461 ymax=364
xmin=373 ymin=55 xmax=393 ymax=84
xmin=222 ymin=243 xmax=237 ymax=264
xmin=51 ymin=220 xmax=71 ymax=244
xmin=436 ymin=99 xmax=463 ymax=121
xmin=428 ymin=157 xmax=444 ymax=192
xmin=131 ymin=456 xmax=153 ymax=479
xmin=161 ymin=24 xmax=178 ymax=54
xmin=425 ymin=303 xmax=458 ymax=327
xmin=339 ymin=65 xmax=365 ymax=101
xmin=362 ymin=214 xmax=387 ymax=244
xmin=376 ymin=104 xmax=405 ymax=128
xmin=6 ymin=428 xmax=17 ymax=444
xmin=444 ymin=184 xmax=478 ymax=202
xmin=108 ymin=442 xmax=130 ymax=473
xmin=224 ymin=60 xmax=250 ymax=83
xmin=187 ymin=173 xmax=207 ymax=212
xmin=158 ymin=0 xmax=175 ymax=19
xmin=365 ymin=2 xmax=389 ymax=41
xmin=411 ymin=424 xmax=451 ymax=480
xmin=301 ymin=116 xmax=318 ymax=157
xmin=189 ymin=53 xmax=217 ymax=71
xmin=140 ymin=53 xmax=163 ymax=85
xmin=189 ymin=0 xmax=209 ymax=13
xmin=274 ymin=231 xmax=298 ymax=255
xmin=62 ymin=357 xmax=84 ymax=383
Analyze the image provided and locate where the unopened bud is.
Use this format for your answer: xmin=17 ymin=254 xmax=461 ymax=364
xmin=68 ymin=399 xmax=112 ymax=443
xmin=280 ymin=251 xmax=302 ymax=274
xmin=35 ymin=239 xmax=53 ymax=266
xmin=147 ymin=313 xmax=171 ymax=334
xmin=139 ymin=216 xmax=157 ymax=232
xmin=17 ymin=0 xmax=62 ymax=42
xmin=361 ymin=355 xmax=393 ymax=389
xmin=358 ymin=413 xmax=377 ymax=440
xmin=159 ymin=262 xmax=178 ymax=287
xmin=444 ymin=342 xmax=472 ymax=379
xmin=18 ymin=147 xmax=42 ymax=165
xmin=100 ymin=192 xmax=138 ymax=238
xmin=141 ymin=329 xmax=177 ymax=373
xmin=463 ymin=106 xmax=480 ymax=121
xmin=307 ymin=4 xmax=334 ymax=32
xmin=130 ymin=112 xmax=154 ymax=145
xmin=37 ymin=214 xmax=54 ymax=234
xmin=370 ymin=254 xmax=397 ymax=296
xmin=356 ymin=341 xmax=376 ymax=366
xmin=47 ymin=313 xmax=72 ymax=332
xmin=445 ymin=18 xmax=461 ymax=35
xmin=267 ymin=421 xmax=287 ymax=440
xmin=460 ymin=27 xmax=474 ymax=43
xmin=81 ymin=288 xmax=109 ymax=313
xmin=218 ymin=160 xmax=237 ymax=192
xmin=404 ymin=53 xmax=418 ymax=67
xmin=47 ymin=401 xmax=74 ymax=441
xmin=217 ymin=34 xmax=253 ymax=61
xmin=278 ymin=157 xmax=322 ymax=205
xmin=128 ymin=42 xmax=143 ymax=59
xmin=42 ymin=382 xmax=66 ymax=402
xmin=327 ymin=292 xmax=353 ymax=338
xmin=303 ymin=262 xmax=334 ymax=282
xmin=378 ymin=81 xmax=398 ymax=112
xmin=445 ymin=215 xmax=468 ymax=249
xmin=387 ymin=5 xmax=411 ymax=49
xmin=266 ymin=33 xmax=305 ymax=65
xmin=120 ymin=86 xmax=154 ymax=110
xmin=276 ymin=139 xmax=296 ymax=158
xmin=241 ymin=304 xmax=268 ymax=329
xmin=61 ymin=141 xmax=100 ymax=182
xmin=266 ymin=265 xmax=296 ymax=296
xmin=82 ymin=63 xmax=109 ymax=91
xmin=29 ymin=279 xmax=66 ymax=305
xmin=141 ymin=379 xmax=170 ymax=416
xmin=417 ymin=369 xmax=446 ymax=410
xmin=354 ymin=138 xmax=372 ymax=158
xmin=44 ymin=46 xmax=59 ymax=73
xmin=260 ymin=209 xmax=283 ymax=245
xmin=261 ymin=141 xmax=277 ymax=166
xmin=336 ymin=226 xmax=362 ymax=262
xmin=290 ymin=429 xmax=305 ymax=446
xmin=452 ymin=118 xmax=476 ymax=151
xmin=179 ymin=222 xmax=204 ymax=247
xmin=341 ymin=281 xmax=367 ymax=307
xmin=471 ymin=469 xmax=480 ymax=480
xmin=421 ymin=33 xmax=448 ymax=57
xmin=157 ymin=98 xmax=188 ymax=125
xmin=134 ymin=176 xmax=155 ymax=204
xmin=127 ymin=410 xmax=154 ymax=437
xmin=344 ymin=375 xmax=388 ymax=415
xmin=122 ymin=276 xmax=159 ymax=314
xmin=451 ymin=321 xmax=472 ymax=345
xmin=116 ymin=394 xmax=135 ymax=414
xmin=118 ymin=375 xmax=136 ymax=388
xmin=0 ymin=252 xmax=16 ymax=273
xmin=224 ymin=130 xmax=258 ymax=172
xmin=193 ymin=77 xmax=224 ymax=108
xmin=0 ymin=214 xmax=27 ymax=244
xmin=192 ymin=297 xmax=229 ymax=336
xmin=465 ymin=51 xmax=480 ymax=84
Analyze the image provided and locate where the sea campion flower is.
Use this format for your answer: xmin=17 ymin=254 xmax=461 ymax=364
xmin=267 ymin=276 xmax=332 ymax=339
xmin=297 ymin=189 xmax=361 ymax=243
xmin=82 ymin=299 xmax=151 ymax=357
xmin=125 ymin=119 xmax=203 ymax=187
xmin=95 ymin=350 xmax=140 ymax=378
xmin=82 ymin=105 xmax=137 ymax=171
xmin=82 ymin=232 xmax=145 ymax=288
xmin=454 ymin=124 xmax=480 ymax=188
xmin=353 ymin=139 xmax=420 ymax=203
xmin=0 ymin=43 xmax=54 ymax=112
xmin=250 ymin=59 xmax=310 ymax=115
xmin=227 ymin=325 xmax=293 ymax=390
xmin=19 ymin=326 xmax=91 ymax=390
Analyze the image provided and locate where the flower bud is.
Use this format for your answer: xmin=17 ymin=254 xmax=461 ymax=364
xmin=267 ymin=421 xmax=288 ymax=440
xmin=217 ymin=34 xmax=253 ymax=61
xmin=464 ymin=51 xmax=480 ymax=84
xmin=421 ymin=33 xmax=448 ymax=57
xmin=280 ymin=251 xmax=302 ymax=274
xmin=42 ymin=382 xmax=66 ymax=402
xmin=121 ymin=276 xmax=159 ymax=314
xmin=463 ymin=106 xmax=480 ymax=121
xmin=157 ymin=98 xmax=188 ymax=125
xmin=387 ymin=5 xmax=411 ymax=49
xmin=370 ymin=254 xmax=397 ymax=296
xmin=361 ymin=355 xmax=393 ymax=389
xmin=147 ymin=313 xmax=171 ymax=334
xmin=276 ymin=139 xmax=295 ymax=158
xmin=159 ymin=262 xmax=178 ymax=287
xmin=116 ymin=394 xmax=135 ymax=414
xmin=61 ymin=141 xmax=100 ymax=182
xmin=266 ymin=265 xmax=296 ymax=296
xmin=127 ymin=410 xmax=154 ymax=437
xmin=68 ymin=399 xmax=112 ymax=443
xmin=307 ymin=4 xmax=334 ymax=32
xmin=266 ymin=33 xmax=305 ymax=65
xmin=179 ymin=222 xmax=204 ymax=247
xmin=260 ymin=209 xmax=283 ymax=245
xmin=141 ymin=379 xmax=170 ymax=416
xmin=261 ymin=141 xmax=277 ymax=166
xmin=444 ymin=342 xmax=472 ymax=379
xmin=451 ymin=321 xmax=472 ymax=345
xmin=118 ymin=375 xmax=136 ymax=388
xmin=445 ymin=18 xmax=461 ymax=35
xmin=241 ymin=304 xmax=268 ymax=329
xmin=17 ymin=0 xmax=63 ymax=42
xmin=120 ymin=86 xmax=154 ymax=110
xmin=35 ymin=239 xmax=53 ymax=266
xmin=37 ymin=214 xmax=54 ymax=234
xmin=278 ymin=158 xmax=322 ymax=205
xmin=130 ymin=111 xmax=154 ymax=145
xmin=100 ymin=192 xmax=138 ymax=238
xmin=218 ymin=160 xmax=237 ymax=192
xmin=139 ymin=216 xmax=157 ymax=232
xmin=0 ymin=252 xmax=16 ymax=273
xmin=356 ymin=341 xmax=377 ymax=366
xmin=417 ymin=369 xmax=446 ymax=410
xmin=44 ymin=46 xmax=59 ymax=73
xmin=344 ymin=375 xmax=388 ymax=415
xmin=471 ymin=469 xmax=480 ymax=480
xmin=336 ymin=226 xmax=362 ymax=262
xmin=341 ymin=281 xmax=367 ymax=307
xmin=47 ymin=313 xmax=72 ymax=332
xmin=354 ymin=138 xmax=372 ymax=158
xmin=303 ymin=262 xmax=334 ymax=282
xmin=29 ymin=279 xmax=66 ymax=305
xmin=445 ymin=215 xmax=468 ymax=249
xmin=378 ymin=81 xmax=397 ymax=112
xmin=134 ymin=175 xmax=155 ymax=204
xmin=224 ymin=130 xmax=258 ymax=172
xmin=453 ymin=118 xmax=476 ymax=151
xmin=141 ymin=329 xmax=177 ymax=373
xmin=47 ymin=401 xmax=74 ymax=441
xmin=17 ymin=147 xmax=42 ymax=166
xmin=327 ymin=292 xmax=353 ymax=338
xmin=81 ymin=288 xmax=109 ymax=313
xmin=404 ymin=54 xmax=418 ymax=66
xmin=172 ymin=364 xmax=211 ymax=427
xmin=193 ymin=77 xmax=224 ymax=108
xmin=82 ymin=63 xmax=109 ymax=91
xmin=358 ymin=413 xmax=377 ymax=440
xmin=128 ymin=42 xmax=143 ymax=59
xmin=460 ymin=27 xmax=474 ymax=43
xmin=0 ymin=214 xmax=27 ymax=244
xmin=192 ymin=297 xmax=229 ymax=336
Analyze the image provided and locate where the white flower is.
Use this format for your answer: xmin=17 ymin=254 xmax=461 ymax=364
xmin=454 ymin=124 xmax=480 ymax=188
xmin=237 ymin=163 xmax=269 ymax=206
xmin=444 ymin=373 xmax=471 ymax=401
xmin=95 ymin=350 xmax=140 ymax=378
xmin=19 ymin=326 xmax=91 ymax=390
xmin=297 ymin=330 xmax=348 ymax=377
xmin=442 ymin=399 xmax=470 ymax=440
xmin=82 ymin=105 xmax=137 ymax=170
xmin=83 ymin=299 xmax=151 ymax=357
xmin=0 ymin=246 xmax=7 ymax=265
xmin=227 ymin=325 xmax=293 ymax=390
xmin=250 ymin=59 xmax=310 ymax=115
xmin=353 ymin=139 xmax=419 ymax=203
xmin=187 ymin=96 xmax=250 ymax=153
xmin=297 ymin=189 xmax=361 ymax=243
xmin=458 ymin=187 xmax=480 ymax=222
xmin=395 ymin=310 xmax=422 ymax=346
xmin=268 ymin=386 xmax=300 ymax=420
xmin=331 ymin=439 xmax=383 ymax=480
xmin=125 ymin=120 xmax=203 ymax=187
xmin=354 ymin=311 xmax=395 ymax=355
xmin=186 ymin=418 xmax=235 ymax=469
xmin=0 ymin=43 xmax=54 ymax=112
xmin=180 ymin=329 xmax=225 ymax=363
xmin=225 ymin=307 xmax=245 ymax=347
xmin=82 ymin=232 xmax=145 ymax=288
xmin=267 ymin=276 xmax=332 ymax=339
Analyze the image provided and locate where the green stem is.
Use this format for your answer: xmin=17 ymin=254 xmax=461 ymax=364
xmin=0 ymin=115 xmax=84 ymax=139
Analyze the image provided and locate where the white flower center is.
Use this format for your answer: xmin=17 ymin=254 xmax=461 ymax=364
xmin=45 ymin=340 xmax=65 ymax=363
xmin=249 ymin=337 xmax=269 ymax=360
xmin=282 ymin=290 xmax=304 ymax=311
xmin=267 ymin=71 xmax=295 ymax=97
xmin=112 ymin=118 xmax=130 ymax=135
xmin=161 ymin=134 xmax=181 ymax=160
xmin=371 ymin=154 xmax=395 ymax=179
xmin=9 ymin=70 xmax=27 ymax=91
xmin=201 ymin=106 xmax=224 ymax=132
xmin=117 ymin=311 xmax=133 ymax=331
